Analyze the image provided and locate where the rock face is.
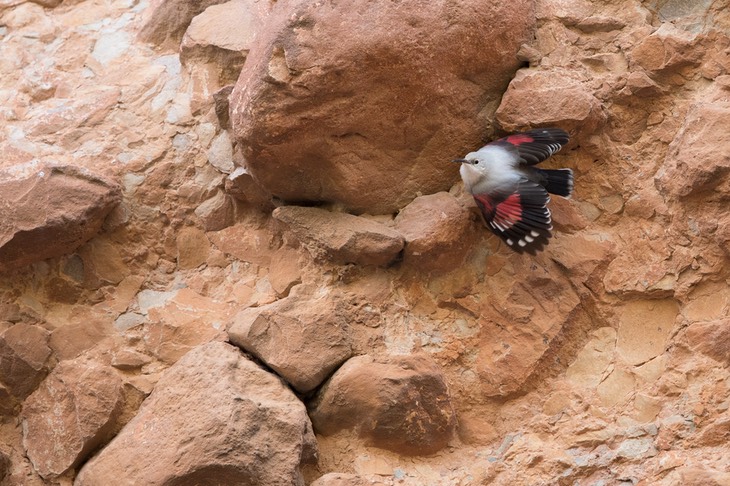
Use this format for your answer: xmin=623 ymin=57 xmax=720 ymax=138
xmin=0 ymin=164 xmax=121 ymax=273
xmin=21 ymin=359 xmax=124 ymax=479
xmin=309 ymin=354 xmax=456 ymax=456
xmin=230 ymin=0 xmax=535 ymax=213
xmin=75 ymin=342 xmax=317 ymax=486
xmin=228 ymin=286 xmax=352 ymax=393
xmin=273 ymin=206 xmax=404 ymax=266
xmin=4 ymin=0 xmax=730 ymax=484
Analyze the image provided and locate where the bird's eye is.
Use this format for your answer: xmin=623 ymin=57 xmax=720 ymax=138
xmin=473 ymin=160 xmax=479 ymax=165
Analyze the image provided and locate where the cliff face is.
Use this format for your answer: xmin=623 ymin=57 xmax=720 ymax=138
xmin=1 ymin=0 xmax=729 ymax=484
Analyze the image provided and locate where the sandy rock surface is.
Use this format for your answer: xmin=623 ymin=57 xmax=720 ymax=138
xmin=1 ymin=0 xmax=730 ymax=484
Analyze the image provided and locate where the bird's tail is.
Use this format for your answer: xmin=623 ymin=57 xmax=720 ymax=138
xmin=538 ymin=168 xmax=573 ymax=198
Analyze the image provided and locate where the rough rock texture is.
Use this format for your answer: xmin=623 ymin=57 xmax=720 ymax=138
xmin=309 ymin=355 xmax=456 ymax=456
xmin=0 ymin=164 xmax=122 ymax=273
xmin=228 ymin=285 xmax=352 ymax=393
xmin=0 ymin=323 xmax=51 ymax=409
xmin=273 ymin=206 xmax=404 ymax=267
xmin=2 ymin=0 xmax=730 ymax=484
xmin=394 ymin=192 xmax=475 ymax=273
xmin=75 ymin=342 xmax=316 ymax=486
xmin=21 ymin=359 xmax=124 ymax=479
xmin=230 ymin=0 xmax=535 ymax=213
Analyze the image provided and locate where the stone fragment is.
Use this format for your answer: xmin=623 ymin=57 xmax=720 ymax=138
xmin=228 ymin=286 xmax=352 ymax=393
xmin=684 ymin=319 xmax=730 ymax=365
xmin=394 ymin=192 xmax=474 ymax=273
xmin=309 ymin=354 xmax=456 ymax=456
xmin=22 ymin=359 xmax=124 ymax=479
xmin=230 ymin=0 xmax=535 ymax=213
xmin=213 ymin=85 xmax=234 ymax=129
xmin=111 ymin=350 xmax=152 ymax=371
xmin=49 ymin=314 xmax=115 ymax=361
xmin=180 ymin=0 xmax=270 ymax=84
xmin=655 ymin=100 xmax=730 ymax=198
xmin=207 ymin=130 xmax=235 ymax=174
xmin=194 ymin=190 xmax=236 ymax=231
xmin=75 ymin=342 xmax=316 ymax=486
xmin=208 ymin=223 xmax=274 ymax=266
xmin=0 ymin=164 xmax=122 ymax=272
xmin=273 ymin=206 xmax=404 ymax=267
xmin=616 ymin=300 xmax=678 ymax=366
xmin=225 ymin=166 xmax=273 ymax=207
xmin=495 ymin=70 xmax=606 ymax=136
xmin=0 ymin=323 xmax=51 ymax=403
xmin=138 ymin=0 xmax=228 ymax=48
xmin=675 ymin=466 xmax=730 ymax=486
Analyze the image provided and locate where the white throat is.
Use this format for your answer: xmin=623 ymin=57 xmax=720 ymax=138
xmin=459 ymin=145 xmax=520 ymax=194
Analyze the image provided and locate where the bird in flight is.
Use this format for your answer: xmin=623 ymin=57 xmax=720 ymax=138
xmin=453 ymin=128 xmax=572 ymax=255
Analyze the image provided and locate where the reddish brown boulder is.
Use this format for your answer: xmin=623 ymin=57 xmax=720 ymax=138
xmin=273 ymin=206 xmax=404 ymax=267
xmin=0 ymin=164 xmax=121 ymax=273
xmin=684 ymin=319 xmax=730 ymax=365
xmin=22 ymin=359 xmax=124 ymax=479
xmin=230 ymin=0 xmax=535 ymax=213
xmin=309 ymin=354 xmax=456 ymax=456
xmin=228 ymin=286 xmax=352 ymax=393
xmin=495 ymin=69 xmax=606 ymax=136
xmin=394 ymin=192 xmax=475 ymax=273
xmin=75 ymin=342 xmax=316 ymax=486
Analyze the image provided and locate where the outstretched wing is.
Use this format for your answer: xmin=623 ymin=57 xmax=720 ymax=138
xmin=491 ymin=128 xmax=569 ymax=166
xmin=472 ymin=179 xmax=553 ymax=255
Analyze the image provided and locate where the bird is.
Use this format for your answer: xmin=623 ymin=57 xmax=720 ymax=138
xmin=453 ymin=128 xmax=572 ymax=255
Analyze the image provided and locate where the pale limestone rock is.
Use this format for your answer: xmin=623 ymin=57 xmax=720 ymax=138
xmin=394 ymin=192 xmax=475 ymax=274
xmin=228 ymin=286 xmax=352 ymax=393
xmin=75 ymin=342 xmax=317 ymax=486
xmin=230 ymin=0 xmax=535 ymax=213
xmin=273 ymin=206 xmax=404 ymax=267
xmin=207 ymin=130 xmax=234 ymax=174
xmin=0 ymin=164 xmax=121 ymax=272
xmin=22 ymin=359 xmax=124 ymax=479
xmin=309 ymin=354 xmax=456 ymax=456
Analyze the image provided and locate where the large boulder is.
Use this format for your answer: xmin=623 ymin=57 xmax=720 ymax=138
xmin=0 ymin=164 xmax=121 ymax=273
xmin=309 ymin=354 xmax=456 ymax=456
xmin=230 ymin=0 xmax=535 ymax=213
xmin=75 ymin=342 xmax=317 ymax=486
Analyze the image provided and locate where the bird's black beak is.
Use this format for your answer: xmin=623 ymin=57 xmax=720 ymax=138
xmin=452 ymin=158 xmax=469 ymax=164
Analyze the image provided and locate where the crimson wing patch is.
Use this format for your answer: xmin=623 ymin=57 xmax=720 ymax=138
xmin=473 ymin=180 xmax=553 ymax=255
xmin=494 ymin=128 xmax=569 ymax=166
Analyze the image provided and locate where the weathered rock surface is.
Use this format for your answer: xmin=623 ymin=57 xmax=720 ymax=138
xmin=309 ymin=354 xmax=456 ymax=456
xmin=273 ymin=206 xmax=404 ymax=267
xmin=0 ymin=164 xmax=121 ymax=273
xmin=228 ymin=286 xmax=352 ymax=393
xmin=311 ymin=473 xmax=385 ymax=486
xmin=495 ymin=69 xmax=606 ymax=136
xmin=230 ymin=0 xmax=535 ymax=213
xmin=22 ymin=359 xmax=124 ymax=479
xmin=394 ymin=192 xmax=475 ymax=273
xmin=138 ymin=0 xmax=228 ymax=48
xmin=655 ymin=99 xmax=730 ymax=198
xmin=0 ymin=323 xmax=51 ymax=407
xmin=75 ymin=342 xmax=317 ymax=486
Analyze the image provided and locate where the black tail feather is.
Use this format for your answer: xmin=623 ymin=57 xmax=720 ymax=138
xmin=537 ymin=168 xmax=573 ymax=198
